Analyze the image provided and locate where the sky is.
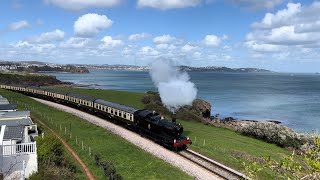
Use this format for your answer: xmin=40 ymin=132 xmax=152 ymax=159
xmin=0 ymin=0 xmax=319 ymax=72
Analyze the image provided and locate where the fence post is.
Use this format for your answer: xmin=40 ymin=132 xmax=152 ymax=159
xmin=194 ymin=136 xmax=197 ymax=143
xmin=76 ymin=136 xmax=78 ymax=145
xmin=65 ymin=127 xmax=67 ymax=134
xmin=203 ymin=139 xmax=206 ymax=146
xmin=89 ymin=147 xmax=91 ymax=156
xmin=82 ymin=141 xmax=84 ymax=150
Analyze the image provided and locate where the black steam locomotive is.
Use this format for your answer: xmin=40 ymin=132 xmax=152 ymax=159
xmin=0 ymin=84 xmax=191 ymax=150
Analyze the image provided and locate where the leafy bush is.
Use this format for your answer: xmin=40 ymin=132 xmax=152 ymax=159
xmin=29 ymin=135 xmax=77 ymax=179
xmin=242 ymin=136 xmax=320 ymax=179
xmin=238 ymin=122 xmax=309 ymax=149
xmin=28 ymin=162 xmax=76 ymax=180
xmin=94 ymin=154 xmax=123 ymax=180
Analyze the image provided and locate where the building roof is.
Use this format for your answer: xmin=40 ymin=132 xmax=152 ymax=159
xmin=3 ymin=126 xmax=24 ymax=140
xmin=0 ymin=111 xmax=30 ymax=120
xmin=0 ymin=104 xmax=17 ymax=111
xmin=95 ymin=99 xmax=137 ymax=113
xmin=0 ymin=97 xmax=9 ymax=105
xmin=0 ymin=118 xmax=33 ymax=127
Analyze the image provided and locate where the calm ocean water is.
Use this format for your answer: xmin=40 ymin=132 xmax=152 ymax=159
xmin=47 ymin=70 xmax=320 ymax=132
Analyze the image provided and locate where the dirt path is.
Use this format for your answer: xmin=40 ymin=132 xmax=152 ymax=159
xmin=32 ymin=115 xmax=95 ymax=180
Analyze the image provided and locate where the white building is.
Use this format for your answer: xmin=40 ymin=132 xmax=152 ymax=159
xmin=0 ymin=111 xmax=38 ymax=179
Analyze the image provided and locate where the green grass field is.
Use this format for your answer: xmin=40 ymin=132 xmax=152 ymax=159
xmin=0 ymin=89 xmax=191 ymax=180
xmin=48 ymin=87 xmax=294 ymax=179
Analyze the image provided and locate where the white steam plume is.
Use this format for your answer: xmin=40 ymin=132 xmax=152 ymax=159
xmin=149 ymin=60 xmax=197 ymax=112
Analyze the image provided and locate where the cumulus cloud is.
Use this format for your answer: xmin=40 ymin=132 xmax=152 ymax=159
xmin=60 ymin=37 xmax=91 ymax=48
xmin=229 ymin=0 xmax=284 ymax=10
xmin=203 ymin=35 xmax=222 ymax=47
xmin=139 ymin=46 xmax=159 ymax=56
xmin=29 ymin=29 xmax=65 ymax=43
xmin=10 ymin=41 xmax=56 ymax=53
xmin=181 ymin=43 xmax=197 ymax=52
xmin=251 ymin=3 xmax=302 ymax=29
xmin=128 ymin=33 xmax=150 ymax=41
xmin=9 ymin=20 xmax=30 ymax=31
xmin=100 ymin=36 xmax=123 ymax=49
xmin=137 ymin=0 xmax=201 ymax=10
xmin=45 ymin=0 xmax=121 ymax=11
xmin=74 ymin=13 xmax=113 ymax=37
xmin=245 ymin=41 xmax=282 ymax=52
xmin=246 ymin=1 xmax=320 ymax=54
xmin=153 ymin=35 xmax=176 ymax=44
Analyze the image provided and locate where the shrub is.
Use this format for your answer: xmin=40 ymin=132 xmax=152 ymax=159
xmin=141 ymin=95 xmax=151 ymax=104
xmin=238 ymin=122 xmax=309 ymax=149
xmin=30 ymin=135 xmax=76 ymax=179
xmin=36 ymin=135 xmax=64 ymax=166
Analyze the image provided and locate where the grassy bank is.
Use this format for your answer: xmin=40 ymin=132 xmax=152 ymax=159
xmin=0 ymin=89 xmax=191 ymax=180
xmin=49 ymin=87 xmax=294 ymax=179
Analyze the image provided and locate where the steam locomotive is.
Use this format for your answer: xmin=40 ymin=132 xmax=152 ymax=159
xmin=0 ymin=84 xmax=191 ymax=150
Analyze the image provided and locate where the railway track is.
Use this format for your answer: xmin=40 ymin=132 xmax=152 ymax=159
xmin=179 ymin=149 xmax=249 ymax=180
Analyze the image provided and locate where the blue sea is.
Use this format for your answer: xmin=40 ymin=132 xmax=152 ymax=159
xmin=46 ymin=70 xmax=320 ymax=133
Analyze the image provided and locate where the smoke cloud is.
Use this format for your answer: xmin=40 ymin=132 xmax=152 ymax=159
xmin=149 ymin=60 xmax=197 ymax=112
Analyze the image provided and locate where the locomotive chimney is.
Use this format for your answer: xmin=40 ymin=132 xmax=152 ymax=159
xmin=172 ymin=113 xmax=176 ymax=124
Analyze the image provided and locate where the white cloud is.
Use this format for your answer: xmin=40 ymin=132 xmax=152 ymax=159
xmin=203 ymin=35 xmax=221 ymax=47
xmin=74 ymin=13 xmax=113 ymax=37
xmin=139 ymin=46 xmax=159 ymax=56
xmin=137 ymin=0 xmax=201 ymax=10
xmin=10 ymin=41 xmax=33 ymax=48
xmin=30 ymin=29 xmax=65 ymax=43
xmin=100 ymin=36 xmax=123 ymax=49
xmin=251 ymin=3 xmax=301 ymax=29
xmin=245 ymin=41 xmax=282 ymax=52
xmin=9 ymin=20 xmax=29 ymax=31
xmin=45 ymin=0 xmax=121 ymax=11
xmin=246 ymin=2 xmax=320 ymax=53
xmin=295 ymin=21 xmax=320 ymax=33
xmin=181 ymin=44 xmax=197 ymax=52
xmin=10 ymin=41 xmax=56 ymax=53
xmin=156 ymin=43 xmax=176 ymax=50
xmin=128 ymin=33 xmax=150 ymax=41
xmin=229 ymin=0 xmax=284 ymax=10
xmin=60 ymin=37 xmax=91 ymax=48
xmin=193 ymin=51 xmax=202 ymax=59
xmin=153 ymin=35 xmax=175 ymax=44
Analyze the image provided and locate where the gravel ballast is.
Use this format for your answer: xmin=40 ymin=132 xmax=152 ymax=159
xmin=33 ymin=98 xmax=221 ymax=180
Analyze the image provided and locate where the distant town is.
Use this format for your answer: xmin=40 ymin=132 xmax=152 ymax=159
xmin=0 ymin=60 xmax=271 ymax=73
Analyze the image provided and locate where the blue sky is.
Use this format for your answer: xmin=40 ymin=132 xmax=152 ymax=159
xmin=0 ymin=0 xmax=319 ymax=72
